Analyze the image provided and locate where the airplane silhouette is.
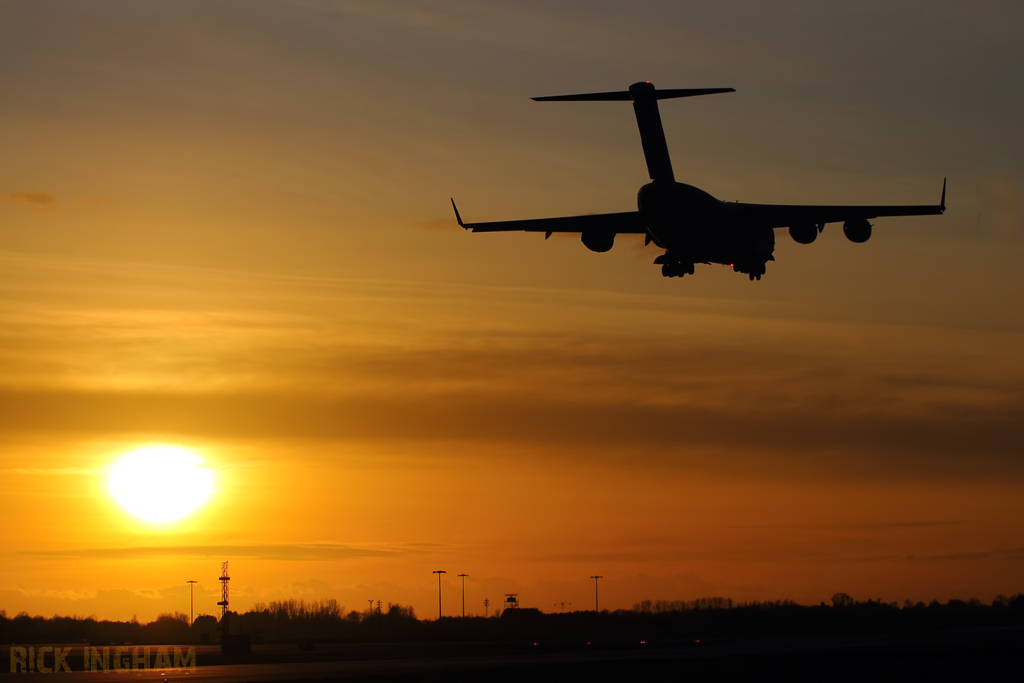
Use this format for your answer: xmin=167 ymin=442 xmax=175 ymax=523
xmin=451 ymin=81 xmax=945 ymax=280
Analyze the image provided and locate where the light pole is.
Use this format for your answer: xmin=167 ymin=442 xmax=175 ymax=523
xmin=457 ymin=574 xmax=468 ymax=617
xmin=433 ymin=570 xmax=446 ymax=619
xmin=590 ymin=576 xmax=603 ymax=612
xmin=186 ymin=580 xmax=197 ymax=626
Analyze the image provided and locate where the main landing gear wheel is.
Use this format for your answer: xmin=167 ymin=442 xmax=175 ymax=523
xmin=661 ymin=262 xmax=695 ymax=278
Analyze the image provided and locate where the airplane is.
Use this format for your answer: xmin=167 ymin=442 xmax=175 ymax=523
xmin=450 ymin=81 xmax=945 ymax=280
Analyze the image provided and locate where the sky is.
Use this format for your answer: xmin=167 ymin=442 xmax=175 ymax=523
xmin=1 ymin=0 xmax=1023 ymax=622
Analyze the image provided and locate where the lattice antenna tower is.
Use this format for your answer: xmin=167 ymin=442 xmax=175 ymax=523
xmin=217 ymin=561 xmax=230 ymax=617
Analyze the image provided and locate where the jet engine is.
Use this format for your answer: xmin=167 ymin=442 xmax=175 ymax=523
xmin=581 ymin=229 xmax=615 ymax=253
xmin=788 ymin=223 xmax=818 ymax=244
xmin=843 ymin=218 xmax=872 ymax=243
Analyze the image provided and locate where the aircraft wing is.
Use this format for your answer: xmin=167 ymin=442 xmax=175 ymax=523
xmin=733 ymin=180 xmax=946 ymax=229
xmin=451 ymin=199 xmax=647 ymax=235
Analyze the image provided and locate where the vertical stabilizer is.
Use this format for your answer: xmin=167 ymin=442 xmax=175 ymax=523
xmin=629 ymin=82 xmax=674 ymax=183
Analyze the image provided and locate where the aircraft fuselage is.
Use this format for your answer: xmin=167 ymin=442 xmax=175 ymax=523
xmin=638 ymin=181 xmax=774 ymax=277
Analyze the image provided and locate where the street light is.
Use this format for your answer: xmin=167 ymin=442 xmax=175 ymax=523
xmin=457 ymin=574 xmax=468 ymax=618
xmin=590 ymin=576 xmax=603 ymax=612
xmin=432 ymin=570 xmax=446 ymax=619
xmin=186 ymin=581 xmax=197 ymax=626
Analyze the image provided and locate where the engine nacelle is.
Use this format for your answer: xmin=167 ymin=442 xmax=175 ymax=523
xmin=789 ymin=223 xmax=818 ymax=244
xmin=843 ymin=218 xmax=872 ymax=243
xmin=581 ymin=229 xmax=615 ymax=253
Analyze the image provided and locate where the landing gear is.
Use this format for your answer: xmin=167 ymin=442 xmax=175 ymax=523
xmin=660 ymin=262 xmax=695 ymax=278
xmin=734 ymin=261 xmax=766 ymax=281
xmin=655 ymin=254 xmax=695 ymax=278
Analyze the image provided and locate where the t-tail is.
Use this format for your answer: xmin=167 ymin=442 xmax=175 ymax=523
xmin=532 ymin=82 xmax=734 ymax=184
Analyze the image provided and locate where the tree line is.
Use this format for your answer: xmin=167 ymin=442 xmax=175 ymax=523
xmin=2 ymin=593 xmax=1022 ymax=644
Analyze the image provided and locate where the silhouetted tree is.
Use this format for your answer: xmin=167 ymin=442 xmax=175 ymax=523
xmin=831 ymin=592 xmax=856 ymax=607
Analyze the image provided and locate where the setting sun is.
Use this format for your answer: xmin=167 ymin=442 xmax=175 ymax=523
xmin=107 ymin=445 xmax=215 ymax=523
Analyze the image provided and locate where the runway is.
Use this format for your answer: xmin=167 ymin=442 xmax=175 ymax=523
xmin=3 ymin=625 xmax=1021 ymax=682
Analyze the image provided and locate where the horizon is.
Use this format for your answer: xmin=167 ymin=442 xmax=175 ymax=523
xmin=6 ymin=590 xmax=1018 ymax=625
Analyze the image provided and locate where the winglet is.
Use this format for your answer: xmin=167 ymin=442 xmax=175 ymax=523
xmin=451 ymin=198 xmax=466 ymax=228
xmin=940 ymin=178 xmax=946 ymax=212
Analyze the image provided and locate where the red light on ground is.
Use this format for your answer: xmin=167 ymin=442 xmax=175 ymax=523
xmin=586 ymin=642 xmax=591 ymax=645
xmin=533 ymin=642 xmax=538 ymax=646
xmin=640 ymin=640 xmax=646 ymax=644
xmin=695 ymin=639 xmax=700 ymax=643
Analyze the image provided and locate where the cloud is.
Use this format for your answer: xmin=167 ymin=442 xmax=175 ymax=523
xmin=75 ymin=195 xmax=111 ymax=206
xmin=3 ymin=191 xmax=58 ymax=210
xmin=17 ymin=542 xmax=433 ymax=561
xmin=1 ymin=254 xmax=1022 ymax=482
xmin=738 ymin=520 xmax=965 ymax=531
xmin=0 ymin=585 xmax=222 ymax=621
xmin=8 ymin=587 xmax=100 ymax=601
xmin=979 ymin=175 xmax=1024 ymax=238
xmin=0 ymin=385 xmax=1021 ymax=480
xmin=1 ymin=466 xmax=101 ymax=475
xmin=905 ymin=547 xmax=1024 ymax=562
xmin=413 ymin=218 xmax=459 ymax=230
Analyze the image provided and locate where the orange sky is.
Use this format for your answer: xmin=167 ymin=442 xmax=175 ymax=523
xmin=2 ymin=1 xmax=1023 ymax=622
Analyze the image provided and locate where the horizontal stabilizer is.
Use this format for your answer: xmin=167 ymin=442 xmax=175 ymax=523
xmin=532 ymin=91 xmax=632 ymax=102
xmin=533 ymin=83 xmax=735 ymax=183
xmin=532 ymin=87 xmax=734 ymax=102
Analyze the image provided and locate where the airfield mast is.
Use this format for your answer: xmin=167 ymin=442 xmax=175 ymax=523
xmin=217 ymin=561 xmax=230 ymax=618
xmin=186 ymin=580 xmax=197 ymax=626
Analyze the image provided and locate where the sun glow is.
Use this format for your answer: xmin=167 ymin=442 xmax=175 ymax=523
xmin=108 ymin=445 xmax=215 ymax=523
